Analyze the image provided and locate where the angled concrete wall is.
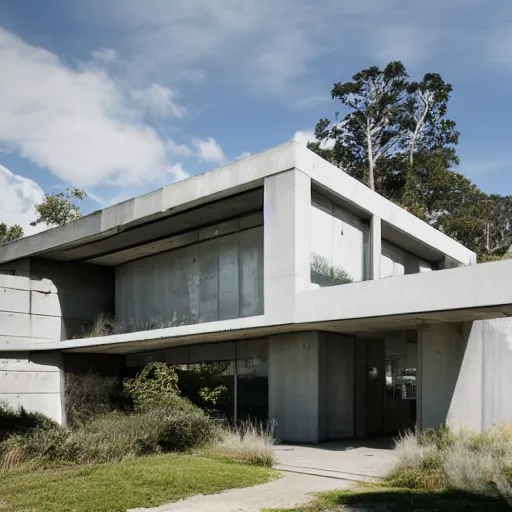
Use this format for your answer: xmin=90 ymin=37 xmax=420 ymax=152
xmin=419 ymin=318 xmax=512 ymax=431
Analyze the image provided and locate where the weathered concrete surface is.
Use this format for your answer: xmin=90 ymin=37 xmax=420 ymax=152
xmin=116 ymin=226 xmax=263 ymax=328
xmin=420 ymin=318 xmax=512 ymax=432
xmin=0 ymin=351 xmax=64 ymax=423
xmin=129 ymin=472 xmax=352 ymax=512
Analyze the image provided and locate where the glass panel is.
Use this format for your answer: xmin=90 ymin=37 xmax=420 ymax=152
xmin=381 ymin=240 xmax=433 ymax=279
xmin=310 ymin=192 xmax=368 ymax=287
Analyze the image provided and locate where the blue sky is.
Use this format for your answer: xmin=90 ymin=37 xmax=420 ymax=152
xmin=1 ymin=0 xmax=512 ymax=234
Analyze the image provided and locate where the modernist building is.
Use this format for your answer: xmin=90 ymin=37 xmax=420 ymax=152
xmin=1 ymin=142 xmax=512 ymax=443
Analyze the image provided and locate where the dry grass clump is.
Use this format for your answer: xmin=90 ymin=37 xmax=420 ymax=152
xmin=209 ymin=421 xmax=276 ymax=467
xmin=388 ymin=423 xmax=512 ymax=506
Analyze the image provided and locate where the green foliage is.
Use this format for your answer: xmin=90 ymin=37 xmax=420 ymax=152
xmin=177 ymin=362 xmax=230 ymax=414
xmin=309 ymin=61 xmax=512 ymax=258
xmin=31 ymin=187 xmax=86 ymax=227
xmin=0 ymin=223 xmax=23 ymax=245
xmin=123 ymin=362 xmax=180 ymax=411
xmin=0 ymin=401 xmax=57 ymax=442
xmin=310 ymin=253 xmax=353 ymax=287
xmin=0 ymin=403 xmax=218 ymax=469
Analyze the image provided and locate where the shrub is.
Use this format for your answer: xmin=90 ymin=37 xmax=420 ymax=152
xmin=387 ymin=430 xmax=446 ymax=491
xmin=0 ymin=400 xmax=218 ymax=470
xmin=123 ymin=362 xmax=181 ymax=411
xmin=209 ymin=421 xmax=276 ymax=467
xmin=389 ymin=424 xmax=512 ymax=505
xmin=0 ymin=401 xmax=57 ymax=442
xmin=65 ymin=371 xmax=123 ymax=425
xmin=443 ymin=424 xmax=512 ymax=504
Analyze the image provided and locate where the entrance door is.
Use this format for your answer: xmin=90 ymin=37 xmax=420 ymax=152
xmin=384 ymin=332 xmax=417 ymax=436
xmin=361 ymin=332 xmax=418 ymax=438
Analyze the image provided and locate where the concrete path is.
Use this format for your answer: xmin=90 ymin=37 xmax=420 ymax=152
xmin=129 ymin=472 xmax=352 ymax=512
xmin=274 ymin=439 xmax=397 ymax=481
xmin=130 ymin=440 xmax=395 ymax=512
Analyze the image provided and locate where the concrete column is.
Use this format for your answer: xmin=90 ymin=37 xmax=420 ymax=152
xmin=269 ymin=331 xmax=355 ymax=443
xmin=269 ymin=332 xmax=320 ymax=443
xmin=419 ymin=322 xmax=483 ymax=431
xmin=370 ymin=215 xmax=381 ymax=280
xmin=263 ymin=170 xmax=311 ymax=323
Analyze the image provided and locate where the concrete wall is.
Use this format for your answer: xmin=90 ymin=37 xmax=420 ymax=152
xmin=419 ymin=319 xmax=512 ymax=431
xmin=269 ymin=332 xmax=320 ymax=443
xmin=269 ymin=331 xmax=355 ymax=443
xmin=319 ymin=332 xmax=355 ymax=440
xmin=0 ymin=351 xmax=64 ymax=423
xmin=116 ymin=226 xmax=263 ymax=328
xmin=1 ymin=258 xmax=115 ymax=340
xmin=0 ymin=274 xmax=62 ymax=344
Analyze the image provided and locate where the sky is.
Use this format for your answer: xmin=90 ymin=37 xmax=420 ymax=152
xmin=1 ymin=0 xmax=512 ymax=235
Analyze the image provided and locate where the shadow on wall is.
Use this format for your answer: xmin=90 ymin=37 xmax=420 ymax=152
xmin=310 ymin=253 xmax=354 ymax=287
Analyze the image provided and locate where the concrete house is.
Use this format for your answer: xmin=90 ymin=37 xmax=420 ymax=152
xmin=1 ymin=141 xmax=512 ymax=443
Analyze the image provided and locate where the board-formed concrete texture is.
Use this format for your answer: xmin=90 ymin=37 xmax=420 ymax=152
xmin=0 ymin=141 xmax=511 ymax=438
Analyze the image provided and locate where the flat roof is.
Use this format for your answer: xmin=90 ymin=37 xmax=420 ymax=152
xmin=0 ymin=141 xmax=476 ymax=266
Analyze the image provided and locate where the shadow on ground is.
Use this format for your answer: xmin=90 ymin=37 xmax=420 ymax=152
xmin=328 ymin=488 xmax=510 ymax=512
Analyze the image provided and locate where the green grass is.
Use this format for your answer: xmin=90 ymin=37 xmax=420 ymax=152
xmin=0 ymin=453 xmax=276 ymax=512
xmin=264 ymin=485 xmax=511 ymax=512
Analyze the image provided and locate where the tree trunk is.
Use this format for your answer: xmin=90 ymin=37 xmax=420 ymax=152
xmin=367 ymin=121 xmax=375 ymax=191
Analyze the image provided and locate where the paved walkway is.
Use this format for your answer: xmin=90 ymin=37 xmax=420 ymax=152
xmin=274 ymin=439 xmax=397 ymax=481
xmin=130 ymin=472 xmax=352 ymax=512
xmin=131 ymin=440 xmax=396 ymax=512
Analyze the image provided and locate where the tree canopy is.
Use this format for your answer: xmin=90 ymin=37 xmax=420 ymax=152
xmin=0 ymin=188 xmax=86 ymax=245
xmin=309 ymin=61 xmax=512 ymax=260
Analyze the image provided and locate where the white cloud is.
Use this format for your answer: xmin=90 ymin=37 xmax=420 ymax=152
xmin=194 ymin=137 xmax=226 ymax=164
xmin=166 ymin=139 xmax=194 ymax=158
xmin=235 ymin=151 xmax=251 ymax=161
xmin=167 ymin=162 xmax=189 ymax=181
xmin=0 ymin=28 xmax=183 ymax=189
xmin=132 ymin=84 xmax=186 ymax=118
xmin=0 ymin=164 xmax=47 ymax=235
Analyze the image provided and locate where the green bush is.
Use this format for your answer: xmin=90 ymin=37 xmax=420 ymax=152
xmin=0 ymin=400 xmax=218 ymax=470
xmin=0 ymin=401 xmax=57 ymax=442
xmin=123 ymin=362 xmax=181 ymax=411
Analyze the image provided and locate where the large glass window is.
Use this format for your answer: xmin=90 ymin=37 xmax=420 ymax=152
xmin=310 ymin=191 xmax=369 ymax=287
xmin=381 ymin=240 xmax=433 ymax=279
xmin=126 ymin=339 xmax=269 ymax=422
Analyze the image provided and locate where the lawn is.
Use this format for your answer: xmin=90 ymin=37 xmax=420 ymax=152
xmin=0 ymin=453 xmax=276 ymax=512
xmin=265 ymin=485 xmax=511 ymax=512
